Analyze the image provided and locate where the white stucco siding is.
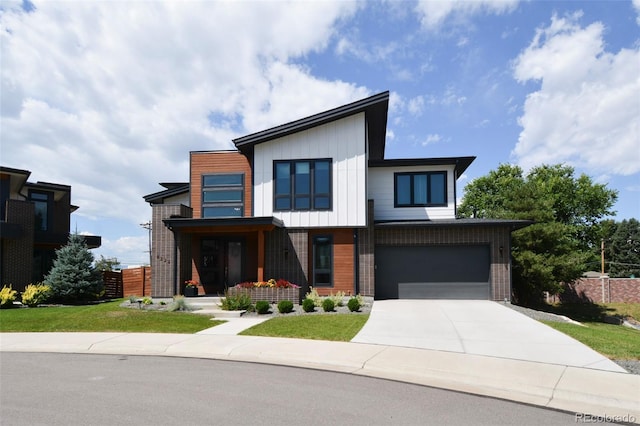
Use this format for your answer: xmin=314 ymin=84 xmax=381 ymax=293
xmin=163 ymin=192 xmax=190 ymax=206
xmin=368 ymin=165 xmax=457 ymax=220
xmin=253 ymin=113 xmax=367 ymax=227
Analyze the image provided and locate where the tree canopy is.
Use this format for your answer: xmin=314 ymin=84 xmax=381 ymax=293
xmin=603 ymin=218 xmax=640 ymax=278
xmin=459 ymin=164 xmax=617 ymax=305
xmin=94 ymin=255 xmax=121 ymax=272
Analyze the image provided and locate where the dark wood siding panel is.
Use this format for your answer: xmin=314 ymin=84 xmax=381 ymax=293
xmin=190 ymin=152 xmax=252 ymax=219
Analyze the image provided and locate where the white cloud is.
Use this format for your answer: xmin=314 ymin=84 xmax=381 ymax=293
xmin=415 ymin=0 xmax=519 ymax=30
xmin=512 ymin=13 xmax=640 ymax=176
xmin=407 ymin=96 xmax=425 ymax=116
xmin=633 ymin=0 xmax=640 ymax=24
xmin=422 ymin=133 xmax=442 ymax=146
xmin=0 ymin=1 xmax=364 ymax=232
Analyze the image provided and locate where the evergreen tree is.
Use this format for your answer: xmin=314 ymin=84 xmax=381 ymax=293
xmin=606 ymin=219 xmax=640 ymax=278
xmin=45 ymin=233 xmax=104 ymax=303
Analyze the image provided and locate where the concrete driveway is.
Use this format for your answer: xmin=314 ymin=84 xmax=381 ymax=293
xmin=351 ymin=300 xmax=625 ymax=373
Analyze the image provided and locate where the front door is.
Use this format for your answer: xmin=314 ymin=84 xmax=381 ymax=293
xmin=201 ymin=238 xmax=244 ymax=294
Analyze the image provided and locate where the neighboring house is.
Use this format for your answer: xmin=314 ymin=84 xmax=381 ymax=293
xmin=0 ymin=166 xmax=101 ymax=291
xmin=144 ymin=92 xmax=529 ymax=300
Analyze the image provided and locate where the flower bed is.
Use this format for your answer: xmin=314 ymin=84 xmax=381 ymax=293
xmin=228 ymin=279 xmax=301 ymax=304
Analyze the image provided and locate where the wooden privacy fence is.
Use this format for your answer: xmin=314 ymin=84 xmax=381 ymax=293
xmin=103 ymin=271 xmax=123 ymax=299
xmin=122 ymin=266 xmax=152 ymax=297
xmin=102 ymin=267 xmax=151 ymax=299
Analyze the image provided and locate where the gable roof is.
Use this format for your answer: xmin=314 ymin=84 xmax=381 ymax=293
xmin=233 ymin=91 xmax=389 ymax=160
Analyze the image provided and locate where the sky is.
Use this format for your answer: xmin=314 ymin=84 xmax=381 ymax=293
xmin=1 ymin=0 xmax=639 ymax=267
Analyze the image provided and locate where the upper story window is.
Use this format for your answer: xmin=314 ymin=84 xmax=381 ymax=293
xmin=394 ymin=171 xmax=447 ymax=207
xmin=29 ymin=191 xmax=51 ymax=231
xmin=274 ymin=159 xmax=332 ymax=211
xmin=202 ymin=174 xmax=244 ymax=218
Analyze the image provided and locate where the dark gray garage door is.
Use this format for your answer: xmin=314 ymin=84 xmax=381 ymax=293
xmin=375 ymin=245 xmax=490 ymax=300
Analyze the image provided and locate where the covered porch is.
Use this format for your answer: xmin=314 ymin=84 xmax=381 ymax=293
xmin=163 ymin=216 xmax=284 ymax=295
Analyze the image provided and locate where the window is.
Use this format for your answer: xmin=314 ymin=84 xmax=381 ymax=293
xmin=202 ymin=174 xmax=244 ymax=218
xmin=274 ymin=159 xmax=331 ymax=211
xmin=312 ymin=235 xmax=333 ymax=287
xmin=29 ymin=191 xmax=50 ymax=231
xmin=394 ymin=171 xmax=447 ymax=207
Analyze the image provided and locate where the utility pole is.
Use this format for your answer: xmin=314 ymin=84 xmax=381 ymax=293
xmin=601 ymin=239 xmax=605 ymax=275
xmin=140 ymin=221 xmax=152 ymax=267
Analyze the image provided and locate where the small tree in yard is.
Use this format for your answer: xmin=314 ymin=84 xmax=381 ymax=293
xmin=45 ymin=233 xmax=104 ymax=303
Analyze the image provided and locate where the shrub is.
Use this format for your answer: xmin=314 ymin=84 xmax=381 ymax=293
xmin=302 ymin=298 xmax=315 ymax=313
xmin=329 ymin=291 xmax=346 ymax=307
xmin=347 ymin=297 xmax=361 ymax=312
xmin=21 ymin=283 xmax=52 ymax=307
xmin=220 ymin=291 xmax=253 ymax=311
xmin=255 ymin=300 xmax=271 ymax=314
xmin=322 ymin=298 xmax=335 ymax=312
xmin=128 ymin=295 xmax=139 ymax=304
xmin=142 ymin=297 xmax=153 ymax=305
xmin=305 ymin=287 xmax=323 ymax=307
xmin=0 ymin=285 xmax=17 ymax=309
xmin=277 ymin=300 xmax=294 ymax=314
xmin=168 ymin=295 xmax=193 ymax=312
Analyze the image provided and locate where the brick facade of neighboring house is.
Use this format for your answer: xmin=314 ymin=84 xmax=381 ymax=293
xmin=144 ymin=92 xmax=530 ymax=301
xmin=549 ymin=277 xmax=640 ymax=304
xmin=1 ymin=166 xmax=101 ymax=291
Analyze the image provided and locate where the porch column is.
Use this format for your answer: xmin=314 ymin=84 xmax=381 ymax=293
xmin=257 ymin=229 xmax=265 ymax=282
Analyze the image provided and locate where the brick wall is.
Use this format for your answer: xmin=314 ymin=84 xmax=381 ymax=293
xmin=552 ymin=277 xmax=640 ymax=303
xmin=375 ymin=225 xmax=513 ymax=301
xmin=357 ymin=200 xmax=375 ymax=297
xmin=2 ymin=200 xmax=35 ymax=291
xmin=265 ymin=228 xmax=308 ymax=287
xmin=151 ymin=204 xmax=192 ymax=297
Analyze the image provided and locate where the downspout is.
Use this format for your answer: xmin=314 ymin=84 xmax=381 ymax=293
xmin=353 ymin=229 xmax=359 ymax=296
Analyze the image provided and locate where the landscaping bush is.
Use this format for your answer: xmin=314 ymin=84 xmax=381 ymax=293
xmin=220 ymin=291 xmax=253 ymax=311
xmin=277 ymin=300 xmax=294 ymax=314
xmin=322 ymin=298 xmax=335 ymax=312
xmin=167 ymin=295 xmax=193 ymax=312
xmin=329 ymin=291 xmax=346 ymax=307
xmin=305 ymin=287 xmax=323 ymax=307
xmin=21 ymin=283 xmax=52 ymax=307
xmin=302 ymin=298 xmax=315 ymax=313
xmin=0 ymin=285 xmax=17 ymax=309
xmin=255 ymin=300 xmax=271 ymax=314
xmin=347 ymin=297 xmax=361 ymax=312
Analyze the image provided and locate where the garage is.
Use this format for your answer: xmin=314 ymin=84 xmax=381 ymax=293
xmin=374 ymin=245 xmax=491 ymax=300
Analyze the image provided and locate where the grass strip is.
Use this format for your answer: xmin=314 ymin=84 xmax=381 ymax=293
xmin=542 ymin=321 xmax=640 ymax=360
xmin=239 ymin=314 xmax=369 ymax=341
xmin=0 ymin=300 xmax=221 ymax=334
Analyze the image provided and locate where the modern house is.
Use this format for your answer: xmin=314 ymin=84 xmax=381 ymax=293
xmin=144 ymin=91 xmax=529 ymax=300
xmin=0 ymin=166 xmax=101 ymax=291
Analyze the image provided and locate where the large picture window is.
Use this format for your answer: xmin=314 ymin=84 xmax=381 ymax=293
xmin=312 ymin=235 xmax=333 ymax=287
xmin=202 ymin=174 xmax=244 ymax=218
xmin=274 ymin=159 xmax=331 ymax=211
xmin=394 ymin=171 xmax=447 ymax=207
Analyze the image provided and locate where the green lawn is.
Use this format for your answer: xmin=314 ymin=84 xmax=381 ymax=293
xmin=0 ymin=300 xmax=221 ymax=333
xmin=542 ymin=321 xmax=640 ymax=360
xmin=240 ymin=314 xmax=370 ymax=341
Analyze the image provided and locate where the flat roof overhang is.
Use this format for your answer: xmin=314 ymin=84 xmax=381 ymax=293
xmin=163 ymin=216 xmax=285 ymax=234
xmin=374 ymin=218 xmax=533 ymax=231
xmin=368 ymin=156 xmax=476 ymax=176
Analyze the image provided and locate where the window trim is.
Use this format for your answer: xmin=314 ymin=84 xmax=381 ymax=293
xmin=312 ymin=234 xmax=333 ymax=287
xmin=201 ymin=173 xmax=245 ymax=218
xmin=394 ymin=171 xmax=448 ymax=208
xmin=273 ymin=159 xmax=332 ymax=212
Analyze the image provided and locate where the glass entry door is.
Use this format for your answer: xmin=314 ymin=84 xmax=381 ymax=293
xmin=201 ymin=238 xmax=243 ymax=294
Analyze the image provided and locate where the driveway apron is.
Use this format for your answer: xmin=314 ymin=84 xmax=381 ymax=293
xmin=351 ymin=300 xmax=625 ymax=373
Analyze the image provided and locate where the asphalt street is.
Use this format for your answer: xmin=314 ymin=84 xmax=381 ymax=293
xmin=0 ymin=352 xmax=615 ymax=426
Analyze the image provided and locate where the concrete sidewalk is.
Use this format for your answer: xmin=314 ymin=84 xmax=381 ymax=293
xmin=1 ymin=332 xmax=638 ymax=422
